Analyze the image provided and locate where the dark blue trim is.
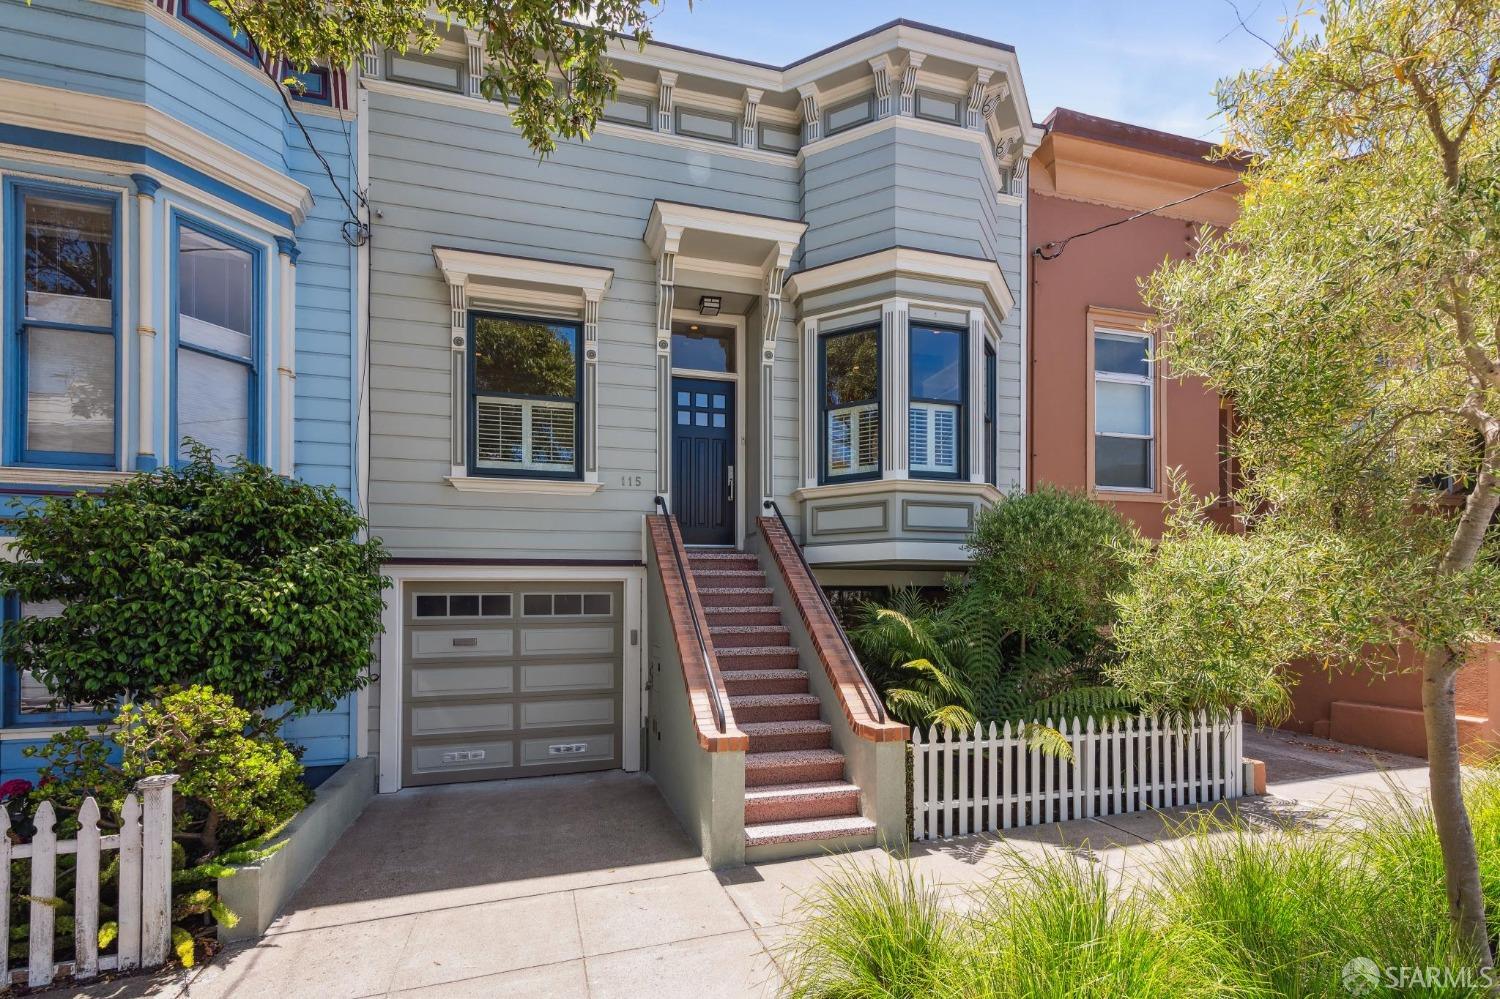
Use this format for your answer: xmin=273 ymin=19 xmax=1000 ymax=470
xmin=168 ymin=211 xmax=263 ymax=466
xmin=135 ymin=454 xmax=159 ymax=472
xmin=2 ymin=594 xmax=111 ymax=728
xmin=467 ymin=311 xmax=584 ymax=481
xmin=0 ymin=125 xmax=296 ymax=230
xmin=285 ymin=67 xmax=333 ymax=107
xmin=274 ymin=235 xmax=300 ymax=263
xmin=908 ymin=321 xmax=969 ymax=481
xmin=4 ymin=179 xmax=123 ymax=471
xmin=818 ymin=324 xmax=882 ymax=485
xmin=178 ymin=0 xmax=256 ymax=61
xmin=129 ymin=173 xmax=161 ymax=200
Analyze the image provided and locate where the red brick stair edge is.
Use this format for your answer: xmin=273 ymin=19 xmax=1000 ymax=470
xmin=756 ymin=516 xmax=909 ymax=744
xmin=647 ymin=516 xmax=749 ymax=752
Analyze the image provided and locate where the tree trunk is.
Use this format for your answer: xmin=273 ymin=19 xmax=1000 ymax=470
xmin=1423 ymin=651 xmax=1494 ymax=968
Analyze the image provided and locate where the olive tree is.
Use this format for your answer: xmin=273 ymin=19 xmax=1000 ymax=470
xmin=1109 ymin=0 xmax=1500 ymax=965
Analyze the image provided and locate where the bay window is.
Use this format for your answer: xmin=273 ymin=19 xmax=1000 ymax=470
xmin=820 ymin=326 xmax=879 ymax=481
xmin=1093 ymin=328 xmax=1154 ymax=490
xmin=175 ymin=219 xmax=259 ymax=462
xmin=469 ymin=313 xmax=582 ymax=478
xmin=908 ymin=323 xmax=965 ymax=478
xmin=13 ymin=187 xmax=118 ymax=468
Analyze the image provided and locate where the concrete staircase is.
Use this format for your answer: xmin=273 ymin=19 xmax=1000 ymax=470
xmin=688 ymin=550 xmax=876 ymax=855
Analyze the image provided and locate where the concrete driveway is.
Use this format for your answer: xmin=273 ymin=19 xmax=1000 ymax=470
xmin=72 ymin=727 xmax=1433 ymax=999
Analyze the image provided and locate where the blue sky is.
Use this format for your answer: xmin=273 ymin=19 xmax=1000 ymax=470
xmin=645 ymin=1 xmax=1311 ymax=140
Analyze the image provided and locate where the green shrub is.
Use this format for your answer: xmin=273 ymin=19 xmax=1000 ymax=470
xmin=0 ymin=443 xmax=387 ymax=718
xmin=965 ymin=486 xmax=1142 ymax=658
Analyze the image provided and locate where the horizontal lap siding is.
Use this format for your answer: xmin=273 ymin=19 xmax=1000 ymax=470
xmin=366 ymin=89 xmax=800 ymax=560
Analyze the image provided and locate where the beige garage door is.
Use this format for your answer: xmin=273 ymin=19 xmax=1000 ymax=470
xmin=403 ymin=581 xmax=624 ymax=787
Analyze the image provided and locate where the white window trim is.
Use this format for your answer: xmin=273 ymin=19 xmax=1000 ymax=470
xmin=1092 ymin=326 xmax=1156 ymax=494
xmin=433 ymin=247 xmax=613 ymax=494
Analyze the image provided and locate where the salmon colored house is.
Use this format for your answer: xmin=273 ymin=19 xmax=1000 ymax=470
xmin=1026 ymin=108 xmax=1500 ymax=761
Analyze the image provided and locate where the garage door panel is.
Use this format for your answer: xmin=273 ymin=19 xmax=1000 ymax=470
xmin=518 ymin=660 xmax=614 ymax=694
xmin=519 ymin=697 xmax=614 ymax=730
xmin=520 ymin=733 xmax=614 ymax=768
xmin=412 ymin=628 xmax=515 ymax=660
xmin=520 ymin=627 xmax=614 ymax=656
xmin=411 ymin=739 xmax=515 ymax=776
xmin=403 ymin=582 xmax=624 ymax=788
xmin=412 ymin=664 xmax=516 ymax=697
xmin=411 ymin=701 xmax=515 ymax=737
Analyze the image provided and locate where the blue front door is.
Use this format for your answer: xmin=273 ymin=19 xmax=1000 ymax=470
xmin=672 ymin=376 xmax=735 ymax=545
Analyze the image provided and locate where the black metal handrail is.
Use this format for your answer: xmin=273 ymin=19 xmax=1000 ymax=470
xmin=653 ymin=496 xmax=728 ymax=735
xmin=761 ymin=499 xmax=887 ymax=724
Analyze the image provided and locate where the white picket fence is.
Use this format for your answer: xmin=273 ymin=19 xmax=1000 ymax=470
xmin=912 ymin=711 xmax=1243 ymax=841
xmin=0 ymin=774 xmax=177 ymax=988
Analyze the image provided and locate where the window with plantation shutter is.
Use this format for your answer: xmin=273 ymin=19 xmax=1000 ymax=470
xmin=908 ymin=323 xmax=965 ymax=478
xmin=820 ymin=326 xmax=880 ymax=482
xmin=469 ymin=313 xmax=582 ymax=478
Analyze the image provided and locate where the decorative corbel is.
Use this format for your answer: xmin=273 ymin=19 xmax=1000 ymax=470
xmin=966 ymin=68 xmax=993 ymax=130
xmin=899 ymin=53 xmax=925 ymax=116
xmin=741 ymin=88 xmax=762 ymax=148
xmin=868 ymin=56 xmax=894 ymax=118
xmin=798 ymin=83 xmax=821 ymax=143
xmin=657 ymin=71 xmax=677 ymax=133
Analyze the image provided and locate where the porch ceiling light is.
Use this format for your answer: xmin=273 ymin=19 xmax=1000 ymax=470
xmin=698 ymin=295 xmax=722 ymax=317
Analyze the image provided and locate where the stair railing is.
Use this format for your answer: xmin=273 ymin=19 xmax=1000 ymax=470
xmin=653 ymin=495 xmax=728 ymax=735
xmin=761 ymin=499 xmax=888 ymax=724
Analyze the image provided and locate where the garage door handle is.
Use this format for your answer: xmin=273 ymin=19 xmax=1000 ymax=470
xmin=451 ymin=637 xmax=478 ymax=647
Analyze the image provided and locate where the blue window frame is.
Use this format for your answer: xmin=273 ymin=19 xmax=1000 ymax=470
xmin=170 ymin=214 xmax=261 ymax=464
xmin=4 ymin=181 xmax=120 ymax=470
xmin=285 ymin=67 xmax=332 ymax=106
xmin=468 ymin=312 xmax=583 ymax=480
xmin=179 ymin=0 xmax=256 ymax=59
xmin=2 ymin=595 xmax=111 ymax=728
xmin=819 ymin=325 xmax=880 ymax=483
xmin=908 ymin=323 xmax=967 ymax=479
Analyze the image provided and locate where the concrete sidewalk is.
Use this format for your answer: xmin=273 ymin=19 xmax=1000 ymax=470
xmin=72 ymin=728 xmax=1430 ymax=999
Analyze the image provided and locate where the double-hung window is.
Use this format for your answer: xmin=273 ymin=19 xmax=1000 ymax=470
xmin=820 ymin=326 xmax=879 ymax=481
xmin=3 ymin=597 xmax=109 ymax=727
xmin=12 ymin=187 xmax=119 ymax=468
xmin=469 ymin=313 xmax=582 ymax=479
xmin=175 ymin=220 xmax=259 ymax=462
xmin=908 ymin=323 xmax=965 ymax=478
xmin=1093 ymin=329 xmax=1155 ymax=490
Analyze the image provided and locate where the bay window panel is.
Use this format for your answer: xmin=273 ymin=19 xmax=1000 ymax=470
xmin=25 ymin=327 xmax=115 ymax=457
xmin=175 ymin=221 xmax=257 ymax=462
xmin=910 ymin=402 xmax=959 ymax=475
xmin=820 ymin=326 xmax=880 ymax=481
xmin=1095 ymin=380 xmax=1152 ymax=436
xmin=908 ymin=323 xmax=965 ymax=477
xmin=24 ymin=197 xmax=113 ymax=326
xmin=177 ymin=348 xmax=251 ymax=458
xmin=470 ymin=314 xmax=582 ymax=478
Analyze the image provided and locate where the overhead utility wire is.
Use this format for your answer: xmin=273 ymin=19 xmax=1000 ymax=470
xmin=1033 ymin=178 xmax=1241 ymax=261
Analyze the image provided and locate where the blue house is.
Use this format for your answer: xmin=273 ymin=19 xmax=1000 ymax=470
xmin=0 ymin=0 xmax=365 ymax=779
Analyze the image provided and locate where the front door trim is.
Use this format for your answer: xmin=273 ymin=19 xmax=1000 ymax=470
xmin=669 ymin=309 xmax=745 ymax=549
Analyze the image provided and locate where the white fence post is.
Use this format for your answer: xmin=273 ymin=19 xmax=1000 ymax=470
xmin=908 ymin=712 xmax=1246 ymax=841
xmin=118 ymin=792 xmax=143 ymax=972
xmin=139 ymin=774 xmax=179 ymax=969
xmin=75 ymin=798 xmax=101 ymax=980
xmin=28 ymin=801 xmax=57 ymax=988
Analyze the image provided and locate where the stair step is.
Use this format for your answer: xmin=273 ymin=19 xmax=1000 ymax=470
xmin=722 ymin=670 xmax=810 ymax=696
xmin=745 ymin=781 xmax=861 ymax=824
xmin=705 ymin=606 xmax=784 ymax=627
xmin=728 ymin=693 xmax=822 ymax=723
xmin=709 ymin=624 xmax=790 ymax=648
xmin=693 ymin=569 xmax=766 ymax=583
xmin=744 ymin=815 xmax=877 ymax=848
xmin=716 ymin=646 xmax=800 ymax=670
xmin=697 ymin=587 xmax=775 ymax=608
xmin=688 ymin=551 xmax=759 ymax=567
xmin=745 ymin=749 xmax=846 ymax=787
xmin=742 ymin=720 xmax=832 ymax=753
